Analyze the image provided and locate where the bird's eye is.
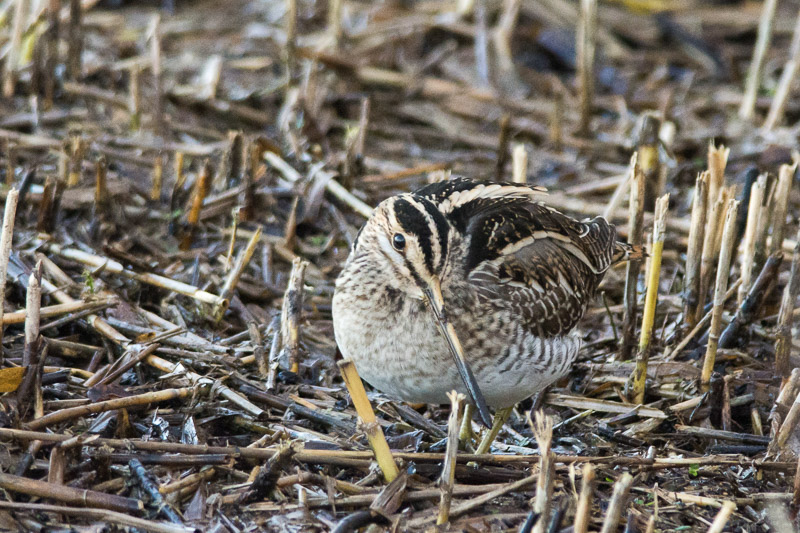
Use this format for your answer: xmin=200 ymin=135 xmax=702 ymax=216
xmin=392 ymin=233 xmax=406 ymax=251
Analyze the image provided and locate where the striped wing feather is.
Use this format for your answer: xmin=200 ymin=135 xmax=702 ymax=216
xmin=417 ymin=178 xmax=618 ymax=338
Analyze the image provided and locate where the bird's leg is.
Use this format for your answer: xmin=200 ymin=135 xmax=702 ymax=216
xmin=475 ymin=407 xmax=513 ymax=455
xmin=459 ymin=404 xmax=475 ymax=445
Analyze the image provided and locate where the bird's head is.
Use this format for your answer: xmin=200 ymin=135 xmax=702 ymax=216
xmin=352 ymin=193 xmax=451 ymax=301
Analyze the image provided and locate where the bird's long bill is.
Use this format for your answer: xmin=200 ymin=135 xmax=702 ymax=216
xmin=423 ymin=278 xmax=493 ymax=428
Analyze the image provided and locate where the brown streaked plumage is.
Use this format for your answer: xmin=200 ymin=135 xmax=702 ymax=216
xmin=332 ymin=177 xmax=636 ymax=424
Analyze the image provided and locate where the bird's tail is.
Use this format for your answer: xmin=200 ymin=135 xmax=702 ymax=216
xmin=612 ymin=241 xmax=646 ymax=264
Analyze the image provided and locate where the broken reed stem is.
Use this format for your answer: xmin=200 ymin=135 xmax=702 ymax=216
xmin=45 ymin=243 xmax=225 ymax=308
xmin=151 ymin=153 xmax=163 ymax=201
xmin=281 ymin=258 xmax=308 ymax=373
xmin=129 ymin=66 xmax=141 ymax=130
xmin=18 ymin=263 xmax=43 ymax=405
xmin=794 ymin=456 xmax=800 ymax=508
xmin=769 ymin=368 xmax=800 ymax=438
xmin=0 ymin=189 xmax=19 ymax=347
xmin=437 ymin=391 xmax=465 ymax=526
xmin=664 ymin=280 xmax=740 ymax=360
xmin=576 ymin=0 xmax=596 ymax=135
xmin=684 ymin=172 xmax=709 ymax=329
xmin=696 ymin=144 xmax=729 ymax=322
xmin=495 ymin=114 xmax=511 ymax=182
xmin=285 ymin=0 xmax=297 ymax=80
xmin=771 ymin=390 xmax=800 ymax=455
xmin=636 ymin=113 xmax=661 ymax=210
xmin=0 ymin=472 xmax=143 ymax=514
xmin=328 ymin=0 xmax=343 ymax=46
xmin=619 ymin=155 xmax=645 ymax=361
xmin=67 ymin=135 xmax=84 ymax=187
xmin=37 ymin=257 xmax=128 ymax=345
xmin=701 ymin=199 xmax=739 ymax=389
xmin=631 ymin=193 xmax=668 ymax=404
xmin=5 ymin=141 xmax=15 ymax=186
xmin=775 ymin=228 xmax=800 ymax=378
xmin=573 ymin=463 xmax=595 ymax=533
xmin=512 ymin=143 xmax=527 ymax=184
xmin=27 ymin=386 xmax=194 ymax=431
xmin=707 ymin=142 xmax=729 ymax=213
xmin=771 ymin=163 xmax=796 ymax=255
xmin=599 ymin=472 xmax=633 ymax=533
xmin=706 ymin=501 xmax=737 ymax=533
xmin=67 ymin=0 xmax=82 ymax=79
xmin=149 ymin=15 xmax=164 ymax=137
xmin=531 ymin=412 xmax=554 ymax=533
xmin=493 ymin=0 xmax=521 ymax=76
xmin=94 ymin=155 xmax=108 ymax=213
xmin=738 ymin=174 xmax=765 ymax=305
xmin=740 ymin=0 xmax=778 ymax=120
xmin=225 ymin=211 xmax=239 ymax=270
xmin=1 ymin=296 xmax=116 ymax=325
xmin=214 ymin=226 xmax=262 ymax=321
xmin=764 ymin=8 xmax=800 ymax=129
xmin=3 ymin=0 xmax=27 ymax=97
xmin=337 ymin=360 xmax=398 ymax=482
xmin=146 ymin=353 xmax=263 ymax=417
xmin=181 ymin=160 xmax=212 ymax=251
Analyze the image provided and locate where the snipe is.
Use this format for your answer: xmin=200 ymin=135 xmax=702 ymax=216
xmin=332 ymin=178 xmax=637 ymax=433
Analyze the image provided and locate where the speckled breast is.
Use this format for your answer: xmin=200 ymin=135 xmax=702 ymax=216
xmin=332 ymin=275 xmax=580 ymax=408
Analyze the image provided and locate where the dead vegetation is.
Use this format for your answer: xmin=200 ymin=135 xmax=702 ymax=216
xmin=0 ymin=0 xmax=798 ymax=531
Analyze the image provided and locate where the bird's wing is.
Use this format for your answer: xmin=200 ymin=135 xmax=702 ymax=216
xmin=456 ymin=195 xmax=617 ymax=338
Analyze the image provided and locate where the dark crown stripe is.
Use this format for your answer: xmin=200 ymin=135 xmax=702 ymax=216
xmin=414 ymin=195 xmax=450 ymax=272
xmin=393 ymin=198 xmax=436 ymax=274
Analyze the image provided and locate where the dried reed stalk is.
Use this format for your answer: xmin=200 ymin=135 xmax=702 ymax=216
xmin=148 ymin=15 xmax=164 ymax=136
xmin=770 ymin=391 xmax=800 ymax=455
xmin=337 ymin=360 xmax=399 ymax=482
xmin=46 ymin=243 xmax=225 ymax=308
xmin=706 ymin=501 xmax=736 ymax=533
xmin=770 ymin=163 xmax=796 ymax=255
xmin=151 ymin=153 xmax=163 ymax=201
xmin=0 ymin=189 xmax=19 ymax=347
xmin=328 ymin=0 xmax=343 ymax=46
xmin=0 ymin=472 xmax=143 ymax=514
xmin=67 ymin=0 xmax=82 ymax=79
xmin=599 ymin=473 xmax=633 ymax=533
xmin=697 ymin=195 xmax=723 ymax=323
xmin=26 ymin=386 xmax=194 ymax=431
xmin=18 ymin=263 xmax=43 ymax=407
xmin=764 ymin=9 xmax=800 ymax=129
xmin=683 ymin=172 xmax=709 ymax=329
xmin=740 ymin=0 xmax=778 ymax=120
xmin=181 ymin=160 xmax=211 ymax=250
xmin=636 ymin=113 xmax=660 ymax=210
xmin=701 ymin=199 xmax=739 ymax=388
xmin=769 ymin=368 xmax=800 ymax=439
xmin=775 ymin=228 xmax=800 ymax=378
xmin=214 ymin=226 xmax=262 ymax=321
xmin=573 ymin=463 xmax=595 ymax=533
xmin=619 ymin=155 xmax=644 ymax=361
xmin=281 ymin=258 xmax=308 ymax=373
xmin=531 ymin=411 xmax=554 ymax=533
xmin=576 ymin=0 xmax=596 ymax=135
xmin=512 ymin=143 xmax=527 ymax=184
xmin=738 ymin=174 xmax=765 ymax=304
xmin=3 ymin=0 xmax=27 ymax=97
xmin=631 ymin=194 xmax=668 ymax=404
xmin=493 ymin=0 xmax=521 ymax=77
xmin=146 ymin=353 xmax=263 ymax=416
xmin=437 ymin=391 xmax=464 ymax=525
